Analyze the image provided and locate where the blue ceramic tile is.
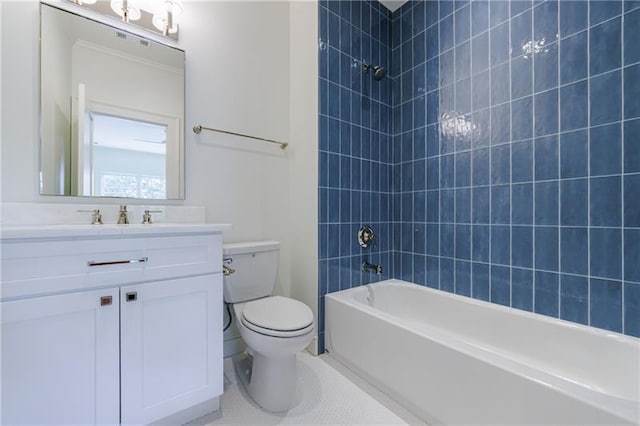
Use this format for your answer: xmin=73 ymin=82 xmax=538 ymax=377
xmin=472 ymin=186 xmax=490 ymax=224
xmin=590 ymin=1 xmax=621 ymax=26
xmin=427 ymin=91 xmax=439 ymax=124
xmin=512 ymin=183 xmax=534 ymax=224
xmin=413 ymin=2 xmax=426 ymax=35
xmin=490 ymin=1 xmax=510 ymax=27
xmin=560 ymin=31 xmax=588 ymax=84
xmin=625 ymin=229 xmax=640 ymax=283
xmin=535 ymin=226 xmax=559 ymax=271
xmin=533 ymin=0 xmax=558 ymax=43
xmin=560 ymin=80 xmax=588 ymax=131
xmin=512 ymin=268 xmax=534 ymax=311
xmin=413 ymin=95 xmax=426 ymax=128
xmin=456 ymin=188 xmax=472 ymax=223
xmin=456 ymin=151 xmax=471 ymax=187
xmin=625 ymin=64 xmax=640 ymax=119
xmin=426 ymin=25 xmax=440 ymax=60
xmin=455 ymin=260 xmax=472 ymax=296
xmin=455 ymin=79 xmax=472 ymax=114
xmin=472 ymin=108 xmax=491 ymax=147
xmin=560 ymin=274 xmax=588 ymax=325
xmin=590 ymin=278 xmax=623 ymax=333
xmin=427 ymin=157 xmax=440 ymax=189
xmin=590 ymin=70 xmax=621 ymax=126
xmin=491 ymin=103 xmax=511 ymax=144
xmin=560 ymin=227 xmax=588 ymax=275
xmin=512 ymin=225 xmax=533 ymax=268
xmin=534 ymin=42 xmax=558 ymax=92
xmin=534 ymin=89 xmax=558 ymax=136
xmin=491 ymin=63 xmax=511 ymax=105
xmin=624 ymin=120 xmax=640 ymax=173
xmin=472 ymin=33 xmax=490 ymax=74
xmin=402 ymin=42 xmax=413 ymax=74
xmin=491 ymin=225 xmax=511 ymax=265
xmin=441 ymin=258 xmax=455 ymax=292
xmin=625 ymin=174 xmax=640 ymax=227
xmin=441 ymin=189 xmax=455 ymax=222
xmin=455 ymin=225 xmax=471 ymax=259
xmin=472 ymin=148 xmax=490 ymax=185
xmin=560 ymin=178 xmax=588 ymax=226
xmin=413 ymin=32 xmax=427 ymax=67
xmin=511 ymin=55 xmax=533 ymax=99
xmin=624 ymin=283 xmax=640 ymax=337
xmin=401 ymin=7 xmax=413 ymax=42
xmin=456 ymin=42 xmax=471 ymax=81
xmin=491 ymin=185 xmax=511 ymax=224
xmin=440 ymin=0 xmax=454 ymax=19
xmin=441 ymin=223 xmax=455 ymax=257
xmin=426 ymin=222 xmax=440 ymax=255
xmin=471 ymin=0 xmax=489 ymax=36
xmin=426 ymin=255 xmax=440 ymax=288
xmin=490 ymin=22 xmax=510 ymax=66
xmin=590 ymin=123 xmax=622 ymax=176
xmin=560 ymin=1 xmax=587 ymax=38
xmin=472 ymin=262 xmax=490 ymax=301
xmin=440 ymin=14 xmax=454 ymax=51
xmin=491 ymin=265 xmax=511 ymax=306
xmin=511 ymin=0 xmax=531 ymax=17
xmin=491 ymin=144 xmax=511 ymax=184
xmin=590 ymin=17 xmax=622 ymax=76
xmin=535 ymin=271 xmax=559 ymax=317
xmin=472 ymin=70 xmax=491 ymax=111
xmin=625 ymin=9 xmax=640 ymax=64
xmin=534 ymin=135 xmax=559 ymax=181
xmin=511 ymin=10 xmax=532 ymax=59
xmin=426 ymin=124 xmax=440 ymax=158
xmin=455 ymin=4 xmax=471 ymax=44
xmin=472 ymin=224 xmax=490 ymax=262
xmin=626 ymin=1 xmax=640 ymax=12
xmin=441 ymin=154 xmax=455 ymax=188
xmin=590 ymin=176 xmax=622 ymax=227
xmin=560 ymin=130 xmax=588 ymax=178
xmin=426 ymin=1 xmax=439 ymax=28
xmin=591 ymin=228 xmax=622 ymax=280
xmin=512 ymin=140 xmax=534 ymax=183
xmin=512 ymin=97 xmax=533 ymax=141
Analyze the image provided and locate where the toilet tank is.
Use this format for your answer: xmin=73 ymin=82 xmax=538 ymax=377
xmin=222 ymin=241 xmax=280 ymax=303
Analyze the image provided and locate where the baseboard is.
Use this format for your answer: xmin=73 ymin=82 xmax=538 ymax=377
xmin=152 ymin=397 xmax=220 ymax=426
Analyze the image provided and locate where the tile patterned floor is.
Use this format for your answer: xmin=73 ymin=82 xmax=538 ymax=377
xmin=191 ymin=351 xmax=425 ymax=425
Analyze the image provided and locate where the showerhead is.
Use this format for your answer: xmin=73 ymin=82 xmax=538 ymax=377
xmin=363 ymin=63 xmax=387 ymax=81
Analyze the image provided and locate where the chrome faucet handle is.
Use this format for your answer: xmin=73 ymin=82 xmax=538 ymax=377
xmin=77 ymin=209 xmax=103 ymax=225
xmin=117 ymin=205 xmax=129 ymax=225
xmin=141 ymin=210 xmax=163 ymax=224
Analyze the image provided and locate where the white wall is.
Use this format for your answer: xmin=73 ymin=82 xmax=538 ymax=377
xmin=1 ymin=0 xmax=318 ymax=354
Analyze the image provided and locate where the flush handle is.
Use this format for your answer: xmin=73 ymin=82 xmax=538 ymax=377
xmin=125 ymin=292 xmax=137 ymax=302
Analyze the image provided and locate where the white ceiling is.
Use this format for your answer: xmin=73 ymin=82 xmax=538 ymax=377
xmin=378 ymin=0 xmax=409 ymax=12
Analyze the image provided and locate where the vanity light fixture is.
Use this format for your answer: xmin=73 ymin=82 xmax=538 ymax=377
xmin=68 ymin=0 xmax=182 ymax=40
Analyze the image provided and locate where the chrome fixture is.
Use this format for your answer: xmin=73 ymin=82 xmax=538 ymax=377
xmin=87 ymin=257 xmax=148 ymax=267
xmin=77 ymin=209 xmax=103 ymax=225
xmin=362 ymin=63 xmax=387 ymax=81
xmin=141 ymin=209 xmax=163 ymax=224
xmin=362 ymin=261 xmax=383 ymax=275
xmin=67 ymin=0 xmax=183 ymax=40
xmin=222 ymin=257 xmax=235 ymax=276
xmin=117 ymin=205 xmax=129 ymax=224
xmin=193 ymin=125 xmax=288 ymax=150
xmin=358 ymin=225 xmax=376 ymax=248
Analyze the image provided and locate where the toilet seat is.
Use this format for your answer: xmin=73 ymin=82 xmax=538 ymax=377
xmin=241 ymin=296 xmax=314 ymax=338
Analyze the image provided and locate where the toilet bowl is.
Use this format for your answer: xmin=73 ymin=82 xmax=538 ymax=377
xmin=223 ymin=241 xmax=314 ymax=412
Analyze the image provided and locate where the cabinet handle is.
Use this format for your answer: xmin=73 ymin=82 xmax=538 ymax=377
xmin=126 ymin=292 xmax=137 ymax=302
xmin=87 ymin=257 xmax=148 ymax=267
xmin=100 ymin=296 xmax=112 ymax=306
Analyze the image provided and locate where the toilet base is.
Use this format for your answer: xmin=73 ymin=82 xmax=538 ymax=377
xmin=234 ymin=351 xmax=298 ymax=412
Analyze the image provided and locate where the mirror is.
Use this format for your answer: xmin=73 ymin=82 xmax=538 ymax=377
xmin=40 ymin=3 xmax=185 ymax=199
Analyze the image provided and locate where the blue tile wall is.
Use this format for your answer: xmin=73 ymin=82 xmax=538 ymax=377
xmin=319 ymin=0 xmax=640 ymax=351
xmin=318 ymin=0 xmax=394 ymax=352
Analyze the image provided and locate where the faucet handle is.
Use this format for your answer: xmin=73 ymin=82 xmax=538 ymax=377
xmin=77 ymin=209 xmax=103 ymax=225
xmin=141 ymin=210 xmax=163 ymax=224
xmin=119 ymin=205 xmax=127 ymax=212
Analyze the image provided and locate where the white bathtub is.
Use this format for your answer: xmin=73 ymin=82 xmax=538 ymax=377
xmin=325 ymin=280 xmax=640 ymax=425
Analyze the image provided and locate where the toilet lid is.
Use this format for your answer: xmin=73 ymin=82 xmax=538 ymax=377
xmin=242 ymin=296 xmax=314 ymax=332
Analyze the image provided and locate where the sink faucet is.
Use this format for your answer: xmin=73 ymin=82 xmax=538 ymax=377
xmin=117 ymin=205 xmax=129 ymax=225
xmin=362 ymin=261 xmax=382 ymax=275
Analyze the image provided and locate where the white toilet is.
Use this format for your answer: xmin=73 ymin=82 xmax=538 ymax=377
xmin=223 ymin=241 xmax=314 ymax=412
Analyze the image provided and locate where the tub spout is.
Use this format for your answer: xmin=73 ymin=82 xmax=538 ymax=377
xmin=362 ymin=262 xmax=382 ymax=275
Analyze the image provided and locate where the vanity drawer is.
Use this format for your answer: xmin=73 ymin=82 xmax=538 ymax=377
xmin=1 ymin=234 xmax=222 ymax=300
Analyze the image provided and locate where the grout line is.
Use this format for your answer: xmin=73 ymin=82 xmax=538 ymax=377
xmin=557 ymin=0 xmax=562 ymax=319
xmin=621 ymin=4 xmax=626 ymax=334
xmin=531 ymin=0 xmax=537 ymax=314
xmin=587 ymin=0 xmax=592 ymax=327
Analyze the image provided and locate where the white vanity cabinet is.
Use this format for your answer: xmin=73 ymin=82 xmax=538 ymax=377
xmin=1 ymin=225 xmax=227 ymax=425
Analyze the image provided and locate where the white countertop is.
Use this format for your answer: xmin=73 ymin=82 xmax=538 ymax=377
xmin=1 ymin=223 xmax=231 ymax=240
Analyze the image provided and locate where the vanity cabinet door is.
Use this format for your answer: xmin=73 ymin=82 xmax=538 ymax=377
xmin=120 ymin=274 xmax=223 ymax=425
xmin=1 ymin=289 xmax=120 ymax=425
